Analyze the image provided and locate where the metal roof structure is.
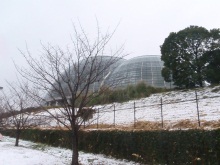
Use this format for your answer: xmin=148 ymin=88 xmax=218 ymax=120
xmin=46 ymin=55 xmax=169 ymax=105
xmin=105 ymin=55 xmax=169 ymax=88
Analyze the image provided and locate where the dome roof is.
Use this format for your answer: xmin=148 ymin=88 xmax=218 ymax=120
xmin=46 ymin=55 xmax=169 ymax=105
xmin=106 ymin=55 xmax=169 ymax=88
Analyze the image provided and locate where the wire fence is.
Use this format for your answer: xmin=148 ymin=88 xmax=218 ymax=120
xmin=91 ymin=90 xmax=220 ymax=129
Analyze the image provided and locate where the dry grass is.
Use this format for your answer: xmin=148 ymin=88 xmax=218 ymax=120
xmin=84 ymin=124 xmax=115 ymax=129
xmin=36 ymin=120 xmax=220 ymax=131
xmin=170 ymin=120 xmax=198 ymax=129
xmin=82 ymin=120 xmax=220 ymax=131
xmin=133 ymin=121 xmax=162 ymax=130
xmin=200 ymin=120 xmax=220 ymax=129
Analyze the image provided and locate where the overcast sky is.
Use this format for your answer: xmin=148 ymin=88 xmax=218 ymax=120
xmin=1 ymin=0 xmax=220 ymax=88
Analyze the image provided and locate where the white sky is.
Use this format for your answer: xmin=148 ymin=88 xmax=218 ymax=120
xmin=1 ymin=0 xmax=220 ymax=88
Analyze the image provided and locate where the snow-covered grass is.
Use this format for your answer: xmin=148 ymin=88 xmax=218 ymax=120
xmin=0 ymin=136 xmax=139 ymax=165
xmin=40 ymin=85 xmax=220 ymax=130
xmin=90 ymin=85 xmax=220 ymax=129
xmin=1 ymin=86 xmax=220 ymax=165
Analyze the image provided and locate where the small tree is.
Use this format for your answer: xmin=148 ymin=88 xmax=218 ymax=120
xmin=0 ymin=82 xmax=46 ymax=146
xmin=17 ymin=24 xmax=125 ymax=165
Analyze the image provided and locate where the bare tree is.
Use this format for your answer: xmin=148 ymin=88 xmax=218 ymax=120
xmin=0 ymin=82 xmax=47 ymax=146
xmin=17 ymin=24 xmax=126 ymax=165
xmin=0 ymin=96 xmax=5 ymax=127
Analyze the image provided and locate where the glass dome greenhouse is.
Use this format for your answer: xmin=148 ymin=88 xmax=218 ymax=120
xmin=46 ymin=55 xmax=169 ymax=106
xmin=105 ymin=55 xmax=170 ymax=88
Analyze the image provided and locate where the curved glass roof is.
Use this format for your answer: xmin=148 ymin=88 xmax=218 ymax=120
xmin=46 ymin=55 xmax=168 ymax=102
xmin=82 ymin=56 xmax=125 ymax=92
xmin=106 ymin=55 xmax=169 ymax=88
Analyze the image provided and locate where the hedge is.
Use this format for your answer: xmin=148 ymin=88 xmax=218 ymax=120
xmin=1 ymin=129 xmax=220 ymax=164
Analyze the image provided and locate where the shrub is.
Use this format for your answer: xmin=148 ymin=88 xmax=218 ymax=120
xmin=88 ymin=82 xmax=168 ymax=105
xmin=2 ymin=129 xmax=220 ymax=164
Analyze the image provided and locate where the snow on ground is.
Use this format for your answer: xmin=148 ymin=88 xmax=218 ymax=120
xmin=37 ymin=85 xmax=220 ymax=129
xmin=1 ymin=86 xmax=220 ymax=165
xmin=91 ymin=86 xmax=220 ymax=127
xmin=0 ymin=136 xmax=139 ymax=165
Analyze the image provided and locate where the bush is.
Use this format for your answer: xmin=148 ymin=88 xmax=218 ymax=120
xmin=88 ymin=82 xmax=168 ymax=105
xmin=2 ymin=129 xmax=220 ymax=164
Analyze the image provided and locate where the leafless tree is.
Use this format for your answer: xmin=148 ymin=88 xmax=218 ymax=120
xmin=0 ymin=96 xmax=5 ymax=127
xmin=17 ymin=24 xmax=126 ymax=165
xmin=0 ymin=82 xmax=48 ymax=146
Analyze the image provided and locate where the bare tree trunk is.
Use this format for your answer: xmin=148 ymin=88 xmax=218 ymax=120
xmin=195 ymin=52 xmax=203 ymax=87
xmin=15 ymin=129 xmax=21 ymax=146
xmin=71 ymin=127 xmax=79 ymax=165
xmin=197 ymin=69 xmax=203 ymax=87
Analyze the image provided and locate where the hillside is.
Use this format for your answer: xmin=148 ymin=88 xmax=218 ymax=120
xmin=91 ymin=85 xmax=220 ymax=130
xmin=42 ymin=85 xmax=220 ymax=130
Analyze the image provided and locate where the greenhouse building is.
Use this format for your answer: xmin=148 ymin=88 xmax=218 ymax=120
xmin=46 ymin=55 xmax=169 ymax=106
xmin=105 ymin=55 xmax=170 ymax=88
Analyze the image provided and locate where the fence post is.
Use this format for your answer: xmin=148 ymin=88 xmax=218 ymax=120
xmin=160 ymin=97 xmax=164 ymax=128
xmin=195 ymin=90 xmax=200 ymax=127
xmin=134 ymin=101 xmax=136 ymax=128
xmin=97 ymin=108 xmax=99 ymax=129
xmin=113 ymin=104 xmax=116 ymax=127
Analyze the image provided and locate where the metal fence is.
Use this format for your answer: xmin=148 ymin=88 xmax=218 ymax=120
xmin=92 ymin=90 xmax=220 ymax=129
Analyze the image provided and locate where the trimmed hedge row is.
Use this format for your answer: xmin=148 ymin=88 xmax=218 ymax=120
xmin=1 ymin=129 xmax=72 ymax=149
xmin=2 ymin=129 xmax=220 ymax=164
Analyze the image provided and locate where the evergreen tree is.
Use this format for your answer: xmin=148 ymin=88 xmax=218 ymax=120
xmin=161 ymin=26 xmax=220 ymax=88
xmin=203 ymin=49 xmax=220 ymax=84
